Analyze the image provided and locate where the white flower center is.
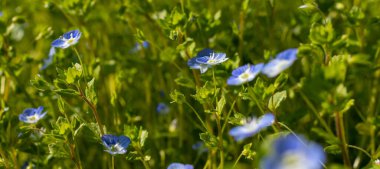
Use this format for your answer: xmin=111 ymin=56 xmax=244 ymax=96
xmin=280 ymin=152 xmax=308 ymax=169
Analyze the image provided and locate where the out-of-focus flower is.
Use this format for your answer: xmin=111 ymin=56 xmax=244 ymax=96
xmin=262 ymin=48 xmax=297 ymax=78
xmin=227 ymin=63 xmax=264 ymax=86
xmin=130 ymin=41 xmax=149 ymax=53
xmin=101 ymin=134 xmax=131 ymax=155
xmin=51 ymin=30 xmax=81 ymax=49
xmin=167 ymin=163 xmax=194 ymax=169
xmin=229 ymin=113 xmax=275 ymax=141
xmin=188 ymin=48 xmax=228 ymax=74
xmin=19 ymin=106 xmax=47 ymax=124
xmin=41 ymin=47 xmax=56 ymax=70
xmin=21 ymin=161 xmax=35 ymax=169
xmin=169 ymin=119 xmax=178 ymax=132
xmin=261 ymin=134 xmax=326 ymax=169
xmin=157 ymin=102 xmax=170 ymax=114
xmin=192 ymin=141 xmax=208 ymax=154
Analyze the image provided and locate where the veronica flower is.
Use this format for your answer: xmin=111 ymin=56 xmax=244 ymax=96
xmin=167 ymin=163 xmax=194 ymax=169
xmin=229 ymin=113 xmax=274 ymax=141
xmin=188 ymin=48 xmax=228 ymax=74
xmin=262 ymin=48 xmax=298 ymax=78
xmin=51 ymin=30 xmax=81 ymax=49
xmin=101 ymin=134 xmax=131 ymax=155
xmin=157 ymin=102 xmax=170 ymax=114
xmin=227 ymin=63 xmax=264 ymax=86
xmin=19 ymin=106 xmax=47 ymax=124
xmin=130 ymin=41 xmax=149 ymax=53
xmin=261 ymin=134 xmax=326 ymax=169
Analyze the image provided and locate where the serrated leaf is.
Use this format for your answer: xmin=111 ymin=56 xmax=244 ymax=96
xmin=216 ymin=95 xmax=226 ymax=116
xmin=200 ymin=132 xmax=218 ymax=148
xmin=324 ymin=145 xmax=341 ymax=155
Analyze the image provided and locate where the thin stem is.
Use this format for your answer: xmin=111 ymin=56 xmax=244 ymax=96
xmin=221 ymin=99 xmax=237 ymax=133
xmin=137 ymin=146 xmax=151 ymax=169
xmin=232 ymin=151 xmax=244 ymax=168
xmin=184 ymin=101 xmax=209 ymax=133
xmin=347 ymin=145 xmax=372 ymax=159
xmin=77 ymin=85 xmax=105 ymax=135
xmin=112 ymin=156 xmax=115 ymax=169
xmin=335 ymin=111 xmax=352 ymax=168
xmin=72 ymin=47 xmax=87 ymax=79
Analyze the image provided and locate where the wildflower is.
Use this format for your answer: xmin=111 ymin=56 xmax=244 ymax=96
xmin=130 ymin=41 xmax=149 ymax=53
xmin=188 ymin=48 xmax=228 ymax=74
xmin=229 ymin=113 xmax=274 ymax=141
xmin=101 ymin=134 xmax=131 ymax=155
xmin=157 ymin=102 xmax=170 ymax=114
xmin=51 ymin=29 xmax=81 ymax=49
xmin=262 ymin=48 xmax=297 ymax=78
xmin=167 ymin=163 xmax=194 ymax=169
xmin=261 ymin=134 xmax=326 ymax=169
xmin=19 ymin=106 xmax=47 ymax=124
xmin=192 ymin=141 xmax=208 ymax=154
xmin=374 ymin=159 xmax=380 ymax=165
xmin=169 ymin=119 xmax=178 ymax=132
xmin=227 ymin=63 xmax=264 ymax=86
xmin=41 ymin=47 xmax=56 ymax=70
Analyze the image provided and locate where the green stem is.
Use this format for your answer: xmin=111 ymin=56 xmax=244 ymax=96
xmin=72 ymin=47 xmax=87 ymax=79
xmin=335 ymin=111 xmax=352 ymax=168
xmin=232 ymin=151 xmax=244 ymax=168
xmin=184 ymin=101 xmax=209 ymax=133
xmin=347 ymin=145 xmax=372 ymax=159
xmin=77 ymin=85 xmax=105 ymax=135
xmin=112 ymin=156 xmax=115 ymax=169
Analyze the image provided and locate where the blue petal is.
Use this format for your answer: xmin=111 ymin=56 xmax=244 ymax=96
xmin=229 ymin=126 xmax=253 ymax=141
xmin=257 ymin=113 xmax=275 ymax=128
xmin=249 ymin=63 xmax=264 ymax=74
xmin=199 ymin=64 xmax=209 ymax=74
xmin=227 ymin=77 xmax=244 ymax=86
xmin=195 ymin=56 xmax=210 ymax=64
xmin=188 ymin=57 xmax=201 ymax=69
xmin=63 ymin=30 xmax=81 ymax=39
xmin=142 ymin=41 xmax=149 ymax=48
xmin=118 ymin=135 xmax=131 ymax=149
xmin=41 ymin=47 xmax=56 ymax=70
xmin=214 ymin=53 xmax=227 ymax=60
xmin=101 ymin=134 xmax=118 ymax=147
xmin=167 ymin=163 xmax=194 ymax=169
xmin=275 ymin=48 xmax=298 ymax=60
xmin=51 ymin=39 xmax=67 ymax=48
xmin=196 ymin=48 xmax=214 ymax=57
xmin=232 ymin=64 xmax=250 ymax=76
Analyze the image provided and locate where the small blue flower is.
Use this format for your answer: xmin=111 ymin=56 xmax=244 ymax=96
xmin=261 ymin=134 xmax=326 ymax=169
xmin=188 ymin=48 xmax=228 ymax=74
xmin=262 ymin=48 xmax=298 ymax=78
xmin=167 ymin=163 xmax=194 ymax=169
xmin=19 ymin=106 xmax=47 ymax=124
xmin=229 ymin=113 xmax=275 ymax=141
xmin=130 ymin=41 xmax=150 ymax=53
xmin=157 ymin=102 xmax=170 ymax=114
xmin=51 ymin=30 xmax=81 ymax=49
xmin=41 ymin=47 xmax=56 ymax=70
xmin=101 ymin=134 xmax=131 ymax=155
xmin=227 ymin=63 xmax=264 ymax=86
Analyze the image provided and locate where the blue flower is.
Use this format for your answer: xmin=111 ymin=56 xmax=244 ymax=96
xmin=167 ymin=163 xmax=194 ymax=169
xmin=229 ymin=113 xmax=275 ymax=141
xmin=101 ymin=134 xmax=131 ymax=155
xmin=19 ymin=106 xmax=47 ymax=124
xmin=227 ymin=63 xmax=264 ymax=86
xmin=188 ymin=48 xmax=228 ymax=74
xmin=51 ymin=30 xmax=81 ymax=49
xmin=262 ymin=48 xmax=297 ymax=78
xmin=130 ymin=41 xmax=149 ymax=53
xmin=261 ymin=134 xmax=326 ymax=169
xmin=157 ymin=102 xmax=170 ymax=114
xmin=41 ymin=47 xmax=56 ymax=70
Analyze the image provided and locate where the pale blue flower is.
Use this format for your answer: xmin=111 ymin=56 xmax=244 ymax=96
xmin=167 ymin=163 xmax=194 ymax=169
xmin=188 ymin=48 xmax=228 ymax=74
xmin=101 ymin=134 xmax=131 ymax=155
xmin=51 ymin=30 xmax=81 ymax=49
xmin=229 ymin=113 xmax=275 ymax=141
xmin=157 ymin=102 xmax=170 ymax=114
xmin=19 ymin=106 xmax=47 ymax=124
xmin=227 ymin=63 xmax=264 ymax=86
xmin=261 ymin=134 xmax=326 ymax=169
xmin=130 ymin=41 xmax=149 ymax=53
xmin=262 ymin=48 xmax=297 ymax=78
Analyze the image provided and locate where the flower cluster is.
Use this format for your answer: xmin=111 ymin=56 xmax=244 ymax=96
xmin=261 ymin=134 xmax=326 ymax=169
xmin=19 ymin=106 xmax=47 ymax=124
xmin=229 ymin=113 xmax=275 ymax=141
xmin=188 ymin=48 xmax=228 ymax=74
xmin=101 ymin=134 xmax=131 ymax=155
xmin=226 ymin=48 xmax=298 ymax=86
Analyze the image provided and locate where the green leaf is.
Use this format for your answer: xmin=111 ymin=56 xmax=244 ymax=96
xmin=324 ymin=144 xmax=341 ymax=155
xmin=355 ymin=122 xmax=375 ymax=136
xmin=309 ymin=22 xmax=335 ymax=45
xmin=65 ymin=63 xmax=82 ymax=84
xmin=242 ymin=143 xmax=256 ymax=160
xmin=170 ymin=89 xmax=186 ymax=103
xmin=175 ymin=76 xmax=195 ymax=89
xmin=216 ymin=95 xmax=226 ymax=116
xmin=58 ymin=96 xmax=65 ymax=113
xmin=200 ymin=132 xmax=218 ymax=148
xmin=85 ymin=78 xmax=98 ymax=105
xmin=268 ymin=90 xmax=287 ymax=111
xmin=140 ymin=130 xmax=148 ymax=147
